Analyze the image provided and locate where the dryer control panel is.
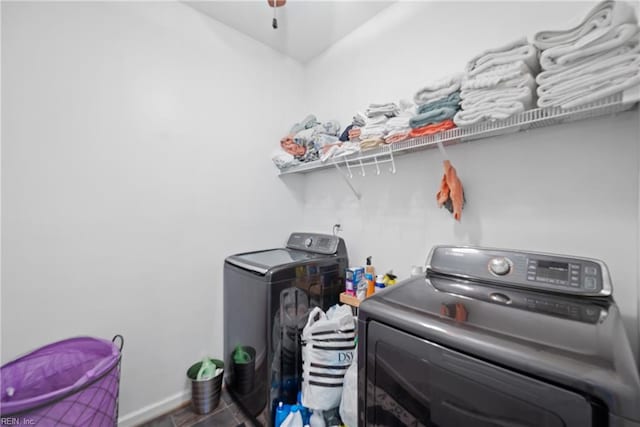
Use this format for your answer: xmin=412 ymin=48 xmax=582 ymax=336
xmin=427 ymin=246 xmax=612 ymax=297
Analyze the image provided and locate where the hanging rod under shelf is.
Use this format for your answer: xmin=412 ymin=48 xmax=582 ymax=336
xmin=277 ymin=93 xmax=638 ymax=176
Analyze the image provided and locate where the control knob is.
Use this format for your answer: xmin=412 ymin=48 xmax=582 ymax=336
xmin=304 ymin=237 xmax=313 ymax=248
xmin=489 ymin=257 xmax=511 ymax=276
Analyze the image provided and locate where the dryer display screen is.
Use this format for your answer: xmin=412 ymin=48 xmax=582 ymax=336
xmin=536 ymin=261 xmax=569 ymax=281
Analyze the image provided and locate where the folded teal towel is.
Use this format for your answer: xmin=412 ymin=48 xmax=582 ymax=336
xmin=416 ymin=92 xmax=461 ymax=115
xmin=409 ymin=106 xmax=458 ymax=129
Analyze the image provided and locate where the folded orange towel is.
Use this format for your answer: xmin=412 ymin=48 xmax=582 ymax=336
xmin=385 ymin=131 xmax=411 ymax=144
xmin=409 ymin=119 xmax=456 ymax=138
xmin=348 ymin=127 xmax=361 ymax=140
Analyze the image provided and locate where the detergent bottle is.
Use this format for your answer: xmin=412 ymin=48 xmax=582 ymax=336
xmin=196 ymin=358 xmax=215 ymax=380
xmin=281 ymin=405 xmax=304 ymax=427
xmin=275 ymin=402 xmax=291 ymax=427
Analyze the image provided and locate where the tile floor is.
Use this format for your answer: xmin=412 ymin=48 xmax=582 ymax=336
xmin=139 ymin=388 xmax=268 ymax=427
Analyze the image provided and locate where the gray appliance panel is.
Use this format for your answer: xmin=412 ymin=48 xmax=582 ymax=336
xmin=427 ymin=245 xmax=612 ymax=296
xmin=287 ymin=232 xmax=340 ymax=255
xmin=363 ymin=320 xmax=592 ymax=427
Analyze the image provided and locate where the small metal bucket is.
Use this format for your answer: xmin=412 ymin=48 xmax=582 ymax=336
xmin=233 ymin=346 xmax=256 ymax=395
xmin=186 ymin=358 xmax=224 ymax=415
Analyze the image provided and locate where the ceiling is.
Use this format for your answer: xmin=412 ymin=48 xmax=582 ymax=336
xmin=185 ymin=1 xmax=395 ymax=63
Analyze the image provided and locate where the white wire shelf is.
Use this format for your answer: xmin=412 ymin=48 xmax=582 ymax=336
xmin=277 ymin=93 xmax=638 ymax=176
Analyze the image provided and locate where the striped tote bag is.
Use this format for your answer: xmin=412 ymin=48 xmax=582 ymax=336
xmin=301 ymin=305 xmax=356 ymax=410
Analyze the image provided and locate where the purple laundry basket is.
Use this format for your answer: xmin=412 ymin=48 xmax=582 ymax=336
xmin=0 ymin=335 xmax=123 ymax=427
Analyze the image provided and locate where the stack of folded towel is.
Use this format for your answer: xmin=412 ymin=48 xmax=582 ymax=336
xmin=348 ymin=127 xmax=361 ymax=141
xmin=344 ymin=112 xmax=365 ymax=142
xmin=454 ymin=38 xmax=540 ymax=127
xmin=365 ymin=102 xmax=400 ymax=118
xmin=358 ymin=102 xmax=399 ymax=150
xmin=384 ymin=99 xmax=415 ymax=143
xmin=352 ymin=112 xmax=367 ymax=128
xmin=274 ymin=115 xmax=342 ymax=168
xmin=533 ymin=0 xmax=639 ymax=109
xmin=410 ymin=76 xmax=461 ymax=136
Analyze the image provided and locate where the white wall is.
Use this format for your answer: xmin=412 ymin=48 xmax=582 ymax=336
xmin=1 ymin=2 xmax=305 ymax=424
xmin=299 ymin=1 xmax=640 ymax=358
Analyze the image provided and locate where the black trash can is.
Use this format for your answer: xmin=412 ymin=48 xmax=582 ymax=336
xmin=233 ymin=346 xmax=255 ymax=395
xmin=186 ymin=358 xmax=224 ymax=415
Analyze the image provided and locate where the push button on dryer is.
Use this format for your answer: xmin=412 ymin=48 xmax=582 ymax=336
xmin=584 ymin=276 xmax=597 ymax=290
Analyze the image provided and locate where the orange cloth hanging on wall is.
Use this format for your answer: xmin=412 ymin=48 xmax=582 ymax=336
xmin=436 ymin=160 xmax=465 ymax=221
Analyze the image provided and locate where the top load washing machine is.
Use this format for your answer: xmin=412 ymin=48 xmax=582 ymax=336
xmin=224 ymin=232 xmax=348 ymax=425
xmin=358 ymin=245 xmax=640 ymax=427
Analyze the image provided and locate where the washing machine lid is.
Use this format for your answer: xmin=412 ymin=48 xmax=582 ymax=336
xmin=226 ymin=248 xmax=323 ymax=275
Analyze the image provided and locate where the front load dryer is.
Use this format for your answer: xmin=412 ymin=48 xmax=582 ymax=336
xmin=358 ymin=245 xmax=640 ymax=427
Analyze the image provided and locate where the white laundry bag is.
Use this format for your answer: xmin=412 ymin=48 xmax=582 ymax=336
xmin=339 ymin=353 xmax=357 ymax=427
xmin=301 ymin=305 xmax=356 ymax=410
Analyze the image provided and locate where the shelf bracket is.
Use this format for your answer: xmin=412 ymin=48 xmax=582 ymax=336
xmin=344 ymin=158 xmax=354 ymax=178
xmin=332 ymin=161 xmax=362 ymax=200
xmin=389 ymin=149 xmax=396 ymax=174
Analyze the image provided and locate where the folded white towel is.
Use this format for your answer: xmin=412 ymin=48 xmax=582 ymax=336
xmin=537 ymin=34 xmax=639 ymax=86
xmin=360 ymin=123 xmax=388 ymax=139
xmin=537 ymin=45 xmax=640 ymax=108
xmin=414 ymin=74 xmax=463 ymax=105
xmin=364 ymin=115 xmax=388 ymax=126
xmin=462 ymin=62 xmax=535 ymax=90
xmin=461 ymin=81 xmax=536 ymax=109
xmin=453 ymin=101 xmax=529 ymax=127
xmin=533 ymin=0 xmax=637 ymax=49
xmin=352 ymin=111 xmax=367 ymax=127
xmin=365 ymin=102 xmax=399 ymax=118
xmin=386 ymin=116 xmax=411 ymax=126
xmin=466 ymin=38 xmax=540 ymax=76
xmin=540 ymin=23 xmax=639 ymax=70
xmin=272 ymin=151 xmax=298 ymax=169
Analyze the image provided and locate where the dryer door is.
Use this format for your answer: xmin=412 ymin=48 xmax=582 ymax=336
xmin=364 ymin=321 xmax=593 ymax=427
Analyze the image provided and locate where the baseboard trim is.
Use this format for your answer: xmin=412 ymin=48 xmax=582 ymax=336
xmin=118 ymin=389 xmax=190 ymax=427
